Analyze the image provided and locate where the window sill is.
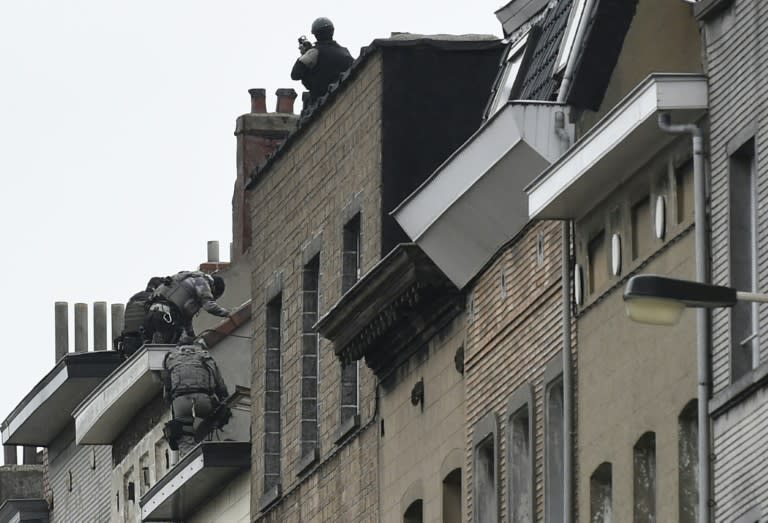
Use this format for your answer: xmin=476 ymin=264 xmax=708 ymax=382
xmin=296 ymin=447 xmax=319 ymax=476
xmin=258 ymin=484 xmax=281 ymax=513
xmin=709 ymin=360 xmax=768 ymax=418
xmin=334 ymin=414 xmax=361 ymax=444
xmin=694 ymin=0 xmax=735 ymax=20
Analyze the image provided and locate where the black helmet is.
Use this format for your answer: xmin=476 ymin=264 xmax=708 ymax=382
xmin=311 ymin=17 xmax=334 ymax=40
xmin=146 ymin=276 xmax=165 ymax=292
xmin=211 ymin=275 xmax=226 ymax=299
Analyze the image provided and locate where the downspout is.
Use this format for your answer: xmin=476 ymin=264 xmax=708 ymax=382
xmin=554 ymin=0 xmax=594 ymax=514
xmin=658 ymin=112 xmax=710 ymax=523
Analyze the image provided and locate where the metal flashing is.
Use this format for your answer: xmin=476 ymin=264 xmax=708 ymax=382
xmin=1 ymin=352 xmax=122 ymax=447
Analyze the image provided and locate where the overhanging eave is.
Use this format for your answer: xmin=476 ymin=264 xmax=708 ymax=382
xmin=1 ymin=352 xmax=122 ymax=447
xmin=527 ymin=73 xmax=708 ymax=220
xmin=73 ymin=345 xmax=172 ymax=445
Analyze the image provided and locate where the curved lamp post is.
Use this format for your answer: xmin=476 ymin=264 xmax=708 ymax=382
xmin=623 ymin=274 xmax=768 ymax=325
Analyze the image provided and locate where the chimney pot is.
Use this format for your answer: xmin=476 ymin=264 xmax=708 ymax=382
xmin=207 ymin=241 xmax=220 ymax=263
xmin=249 ymin=88 xmax=267 ymax=114
xmin=276 ymin=88 xmax=298 ymax=114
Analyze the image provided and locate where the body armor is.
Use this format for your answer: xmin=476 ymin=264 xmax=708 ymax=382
xmin=164 ymin=346 xmax=215 ymax=398
xmin=153 ymin=271 xmax=206 ymax=317
xmin=123 ymin=290 xmax=151 ymax=333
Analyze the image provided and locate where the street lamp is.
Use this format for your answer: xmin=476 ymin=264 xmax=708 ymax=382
xmin=623 ymin=274 xmax=768 ymax=325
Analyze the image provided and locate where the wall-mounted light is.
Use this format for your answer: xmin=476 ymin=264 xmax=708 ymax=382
xmin=611 ymin=234 xmax=622 ymax=276
xmin=574 ymin=264 xmax=584 ymax=305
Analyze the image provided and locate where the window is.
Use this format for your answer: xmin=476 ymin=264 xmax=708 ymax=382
xmin=300 ymin=255 xmax=320 ymax=464
xmin=264 ymin=293 xmax=282 ymax=492
xmin=678 ymin=400 xmax=698 ymax=523
xmin=730 ymin=138 xmax=758 ymax=380
xmin=675 ymin=160 xmax=694 ymax=224
xmin=341 ymin=214 xmax=361 ymax=428
xmin=545 ymin=377 xmax=565 ymax=522
xmin=404 ymin=500 xmax=424 ymax=523
xmin=472 ymin=413 xmax=499 ymax=522
xmin=555 ymin=0 xmax=588 ymax=73
xmin=139 ymin=453 xmax=151 ymax=496
xmin=442 ymin=469 xmax=462 ymax=523
xmin=588 ymin=230 xmax=607 ymax=293
xmin=487 ymin=32 xmax=530 ymax=117
xmin=507 ymin=385 xmax=534 ymax=522
xmin=633 ymin=432 xmax=656 ymax=522
xmin=631 ymin=196 xmax=651 ymax=260
xmin=590 ymin=462 xmax=613 ymax=522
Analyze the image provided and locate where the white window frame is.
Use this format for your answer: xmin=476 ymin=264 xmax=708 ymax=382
xmin=488 ymin=31 xmax=530 ymax=116
xmin=554 ymin=0 xmax=588 ymax=74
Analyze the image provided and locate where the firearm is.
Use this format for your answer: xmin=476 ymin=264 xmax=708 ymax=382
xmin=193 ymin=401 xmax=233 ymax=442
xmin=298 ymin=35 xmax=313 ymax=54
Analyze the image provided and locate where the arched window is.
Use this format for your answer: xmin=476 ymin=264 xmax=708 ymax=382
xmin=590 ymin=462 xmax=612 ymax=522
xmin=442 ymin=469 xmax=461 ymax=523
xmin=678 ymin=400 xmax=698 ymax=523
xmin=633 ymin=432 xmax=656 ymax=522
xmin=404 ymin=500 xmax=423 ymax=523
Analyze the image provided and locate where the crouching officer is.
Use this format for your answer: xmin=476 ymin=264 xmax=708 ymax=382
xmin=113 ymin=276 xmax=164 ymax=359
xmin=162 ymin=337 xmax=230 ymax=456
xmin=291 ymin=17 xmax=353 ymax=103
xmin=146 ymin=271 xmax=230 ymax=344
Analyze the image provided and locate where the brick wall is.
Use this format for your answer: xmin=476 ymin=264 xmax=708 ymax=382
xmin=248 ymin=54 xmax=384 ymax=521
xmin=464 ymin=220 xmax=565 ymax=522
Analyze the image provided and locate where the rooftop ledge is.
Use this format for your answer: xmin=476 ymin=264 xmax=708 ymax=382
xmin=140 ymin=441 xmax=250 ymax=522
xmin=526 ymin=73 xmax=708 ymax=220
xmin=392 ymin=101 xmax=572 ymax=289
xmin=73 ymin=345 xmax=172 ymax=445
xmin=1 ymin=351 xmax=123 ymax=447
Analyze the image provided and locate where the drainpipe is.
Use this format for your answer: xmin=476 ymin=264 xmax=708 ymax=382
xmin=658 ymin=112 xmax=710 ymax=523
xmin=553 ymin=2 xmax=594 ymax=518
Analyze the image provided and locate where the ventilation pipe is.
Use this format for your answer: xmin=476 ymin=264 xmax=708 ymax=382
xmin=111 ymin=304 xmax=125 ymax=347
xmin=74 ymin=303 xmax=88 ymax=352
xmin=54 ymin=301 xmax=69 ymax=363
xmin=207 ymin=241 xmax=220 ymax=263
xmin=3 ymin=446 xmax=16 ymax=465
xmin=93 ymin=302 xmax=107 ymax=351
xmin=658 ymin=112 xmax=710 ymax=523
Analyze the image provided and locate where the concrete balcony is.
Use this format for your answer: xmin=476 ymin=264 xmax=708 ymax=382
xmin=1 ymin=352 xmax=122 ymax=447
xmin=139 ymin=442 xmax=250 ymax=522
xmin=526 ymin=73 xmax=708 ymax=220
xmin=0 ymin=499 xmax=49 ymax=522
xmin=73 ymin=345 xmax=172 ymax=445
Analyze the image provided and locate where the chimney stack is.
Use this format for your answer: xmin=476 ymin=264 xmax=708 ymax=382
xmin=22 ymin=446 xmax=37 ymax=465
xmin=207 ymin=241 xmax=220 ymax=263
xmin=93 ymin=302 xmax=107 ymax=351
xmin=74 ymin=303 xmax=88 ymax=352
xmin=55 ymin=302 xmax=69 ymax=363
xmin=111 ymin=303 xmax=125 ymax=345
xmin=249 ymin=88 xmax=267 ymax=114
xmin=276 ymin=88 xmax=297 ymax=114
xmin=3 ymin=446 xmax=16 ymax=465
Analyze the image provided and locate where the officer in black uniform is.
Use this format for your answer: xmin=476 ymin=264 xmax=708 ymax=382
xmin=162 ymin=337 xmax=230 ymax=456
xmin=114 ymin=276 xmax=164 ymax=359
xmin=291 ymin=17 xmax=354 ymax=103
xmin=145 ymin=271 xmax=230 ymax=345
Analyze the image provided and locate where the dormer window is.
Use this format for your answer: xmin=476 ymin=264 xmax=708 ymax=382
xmin=487 ymin=31 xmax=530 ymax=117
xmin=554 ymin=0 xmax=588 ymax=74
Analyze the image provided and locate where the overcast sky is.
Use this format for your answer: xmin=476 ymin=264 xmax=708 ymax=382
xmin=0 ymin=0 xmax=503 ymax=461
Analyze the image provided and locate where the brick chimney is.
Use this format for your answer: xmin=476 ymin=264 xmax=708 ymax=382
xmin=232 ymin=88 xmax=299 ymax=261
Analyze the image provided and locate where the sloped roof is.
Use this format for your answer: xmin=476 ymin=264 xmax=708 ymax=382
xmin=516 ymin=0 xmax=574 ymax=101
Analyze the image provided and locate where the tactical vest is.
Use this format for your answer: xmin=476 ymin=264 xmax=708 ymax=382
xmin=123 ymin=290 xmax=151 ymax=333
xmin=165 ymin=346 xmax=215 ymax=397
xmin=308 ymin=41 xmax=353 ymax=98
xmin=153 ymin=271 xmax=207 ymax=317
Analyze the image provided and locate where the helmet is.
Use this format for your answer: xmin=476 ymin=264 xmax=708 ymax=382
xmin=211 ymin=275 xmax=226 ymax=299
xmin=311 ymin=17 xmax=334 ymax=40
xmin=178 ymin=334 xmax=195 ymax=345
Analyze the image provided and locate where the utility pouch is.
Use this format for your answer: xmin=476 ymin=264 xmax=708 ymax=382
xmin=163 ymin=419 xmax=183 ymax=450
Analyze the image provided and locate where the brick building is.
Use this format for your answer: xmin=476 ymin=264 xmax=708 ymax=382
xmin=245 ymin=34 xmax=503 ymax=522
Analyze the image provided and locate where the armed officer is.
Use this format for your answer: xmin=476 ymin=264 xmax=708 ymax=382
xmin=145 ymin=271 xmax=230 ymax=345
xmin=114 ymin=276 xmax=165 ymax=359
xmin=162 ymin=337 xmax=230 ymax=456
xmin=291 ymin=17 xmax=353 ymax=103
